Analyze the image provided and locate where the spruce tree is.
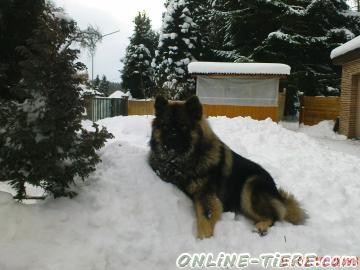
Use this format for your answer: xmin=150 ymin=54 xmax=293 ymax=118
xmin=0 ymin=2 xmax=113 ymax=199
xmin=152 ymin=0 xmax=202 ymax=99
xmin=92 ymin=75 xmax=101 ymax=90
xmin=187 ymin=0 xmax=213 ymax=61
xmin=211 ymin=0 xmax=360 ymax=114
xmin=121 ymin=12 xmax=157 ymax=99
xmin=99 ymin=75 xmax=110 ymax=96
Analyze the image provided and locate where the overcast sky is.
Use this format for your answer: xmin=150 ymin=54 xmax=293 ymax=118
xmin=54 ymin=0 xmax=165 ymax=82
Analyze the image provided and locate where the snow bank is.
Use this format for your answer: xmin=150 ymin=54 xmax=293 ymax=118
xmin=1 ymin=116 xmax=360 ymax=270
xmin=188 ymin=62 xmax=291 ymax=75
xmin=298 ymin=120 xmax=346 ymax=140
xmin=330 ymin=35 xmax=360 ymax=59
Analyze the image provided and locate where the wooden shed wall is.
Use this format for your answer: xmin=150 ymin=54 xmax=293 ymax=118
xmin=127 ymin=97 xmax=284 ymax=122
xmin=202 ymin=104 xmax=279 ymax=121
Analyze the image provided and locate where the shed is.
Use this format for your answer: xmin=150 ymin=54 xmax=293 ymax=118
xmin=331 ymin=35 xmax=360 ymax=138
xmin=188 ymin=62 xmax=290 ymax=122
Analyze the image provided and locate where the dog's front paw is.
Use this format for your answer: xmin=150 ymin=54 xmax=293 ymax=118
xmin=197 ymin=224 xmax=213 ymax=239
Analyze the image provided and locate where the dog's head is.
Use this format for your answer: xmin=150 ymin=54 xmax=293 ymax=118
xmin=151 ymin=95 xmax=203 ymax=153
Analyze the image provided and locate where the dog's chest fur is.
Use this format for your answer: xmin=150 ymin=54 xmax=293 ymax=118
xmin=150 ymin=145 xmax=196 ymax=186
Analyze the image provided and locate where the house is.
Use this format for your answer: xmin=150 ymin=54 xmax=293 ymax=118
xmin=188 ymin=62 xmax=290 ymax=122
xmin=331 ymin=36 xmax=360 ymax=138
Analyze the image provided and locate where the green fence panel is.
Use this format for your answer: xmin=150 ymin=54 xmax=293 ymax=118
xmin=91 ymin=97 xmax=128 ymax=121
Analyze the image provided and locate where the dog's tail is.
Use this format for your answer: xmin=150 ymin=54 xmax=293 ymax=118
xmin=274 ymin=188 xmax=307 ymax=225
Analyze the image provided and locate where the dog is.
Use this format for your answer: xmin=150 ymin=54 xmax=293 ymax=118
xmin=149 ymin=95 xmax=306 ymax=239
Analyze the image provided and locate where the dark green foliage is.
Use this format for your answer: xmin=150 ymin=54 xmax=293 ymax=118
xmin=0 ymin=0 xmax=44 ymax=101
xmin=99 ymin=75 xmax=110 ymax=96
xmin=92 ymin=75 xmax=101 ymax=90
xmin=0 ymin=1 xmax=113 ymax=199
xmin=121 ymin=12 xmax=158 ymax=99
xmin=211 ymin=0 xmax=360 ymax=115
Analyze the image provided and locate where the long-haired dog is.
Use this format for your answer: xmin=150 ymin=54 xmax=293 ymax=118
xmin=149 ymin=96 xmax=306 ymax=239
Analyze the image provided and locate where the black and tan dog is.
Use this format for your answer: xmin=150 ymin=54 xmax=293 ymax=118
xmin=149 ymin=96 xmax=306 ymax=239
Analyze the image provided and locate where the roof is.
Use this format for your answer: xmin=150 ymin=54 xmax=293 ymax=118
xmin=331 ymin=35 xmax=360 ymax=62
xmin=188 ymin=62 xmax=291 ymax=76
xmin=109 ymin=90 xmax=126 ymax=98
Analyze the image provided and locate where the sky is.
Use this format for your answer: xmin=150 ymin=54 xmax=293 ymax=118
xmin=54 ymin=0 xmax=165 ymax=83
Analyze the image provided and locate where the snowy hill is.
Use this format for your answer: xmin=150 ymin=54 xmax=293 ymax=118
xmin=1 ymin=116 xmax=360 ymax=270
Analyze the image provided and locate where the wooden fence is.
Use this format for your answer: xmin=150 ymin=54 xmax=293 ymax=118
xmin=127 ymin=93 xmax=286 ymax=122
xmin=128 ymin=100 xmax=154 ymax=115
xmin=299 ymin=96 xmax=340 ymax=125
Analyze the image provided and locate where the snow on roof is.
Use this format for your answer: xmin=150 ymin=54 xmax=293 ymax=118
xmin=331 ymin=35 xmax=360 ymax=59
xmin=109 ymin=90 xmax=131 ymax=98
xmin=188 ymin=62 xmax=291 ymax=76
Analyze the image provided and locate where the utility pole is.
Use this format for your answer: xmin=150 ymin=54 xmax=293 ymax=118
xmin=89 ymin=30 xmax=120 ymax=81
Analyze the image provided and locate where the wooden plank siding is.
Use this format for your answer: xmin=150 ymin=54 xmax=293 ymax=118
xmin=202 ymin=104 xmax=278 ymax=121
xmin=300 ymin=96 xmax=340 ymax=126
xmin=128 ymin=100 xmax=154 ymax=115
xmin=127 ymin=98 xmax=284 ymax=122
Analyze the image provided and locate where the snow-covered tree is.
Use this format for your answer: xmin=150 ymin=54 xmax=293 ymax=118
xmin=0 ymin=2 xmax=112 ymax=199
xmin=121 ymin=12 xmax=158 ymax=99
xmin=92 ymin=75 xmax=101 ymax=90
xmin=211 ymin=0 xmax=360 ymax=114
xmin=99 ymin=75 xmax=110 ymax=96
xmin=187 ymin=0 xmax=213 ymax=60
xmin=350 ymin=0 xmax=360 ymax=11
xmin=152 ymin=0 xmax=202 ymax=99
xmin=208 ymin=0 xmax=247 ymax=61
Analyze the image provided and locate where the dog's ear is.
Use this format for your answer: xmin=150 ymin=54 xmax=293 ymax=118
xmin=185 ymin=96 xmax=202 ymax=120
xmin=154 ymin=96 xmax=168 ymax=117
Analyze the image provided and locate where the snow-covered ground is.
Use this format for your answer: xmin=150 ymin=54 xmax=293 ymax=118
xmin=1 ymin=116 xmax=360 ymax=270
xmin=281 ymin=120 xmax=360 ymax=159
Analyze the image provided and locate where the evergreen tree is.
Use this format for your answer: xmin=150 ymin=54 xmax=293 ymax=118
xmin=0 ymin=0 xmax=44 ymax=101
xmin=92 ymin=75 xmax=101 ymax=90
xmin=350 ymin=0 xmax=360 ymax=11
xmin=211 ymin=0 xmax=360 ymax=114
xmin=99 ymin=75 xmax=110 ymax=96
xmin=121 ymin=12 xmax=158 ymax=99
xmin=187 ymin=0 xmax=213 ymax=61
xmin=152 ymin=0 xmax=203 ymax=99
xmin=0 ymin=1 xmax=112 ymax=199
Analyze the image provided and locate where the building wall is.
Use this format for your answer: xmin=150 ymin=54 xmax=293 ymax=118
xmin=339 ymin=58 xmax=360 ymax=138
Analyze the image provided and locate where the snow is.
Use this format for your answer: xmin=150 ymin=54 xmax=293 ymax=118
xmin=1 ymin=116 xmax=360 ymax=270
xmin=79 ymin=84 xmax=103 ymax=97
xmin=108 ymin=90 xmax=130 ymax=98
xmin=330 ymin=35 xmax=360 ymax=59
xmin=52 ymin=11 xmax=73 ymax=23
xmin=298 ymin=120 xmax=346 ymax=141
xmin=188 ymin=62 xmax=291 ymax=75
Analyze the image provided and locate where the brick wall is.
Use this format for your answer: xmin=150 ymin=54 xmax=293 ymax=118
xmin=339 ymin=58 xmax=360 ymax=138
